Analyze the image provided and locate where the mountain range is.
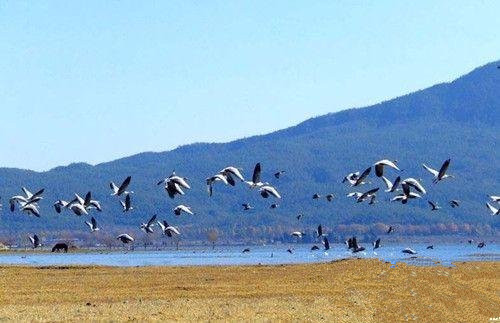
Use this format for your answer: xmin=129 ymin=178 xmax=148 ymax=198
xmin=0 ymin=61 xmax=499 ymax=244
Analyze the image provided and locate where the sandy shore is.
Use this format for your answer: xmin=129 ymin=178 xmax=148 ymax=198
xmin=0 ymin=259 xmax=498 ymax=322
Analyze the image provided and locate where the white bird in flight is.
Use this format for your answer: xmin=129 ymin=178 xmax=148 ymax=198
xmin=373 ymin=159 xmax=400 ymax=177
xmin=173 ymin=205 xmax=194 ymax=216
xmin=85 ymin=217 xmax=100 ymax=232
xmin=29 ymin=234 xmax=42 ymax=248
xmin=140 ymin=214 xmax=157 ymax=233
xmin=422 ymin=159 xmax=453 ymax=183
xmin=110 ymin=176 xmax=133 ymax=196
xmin=157 ymin=221 xmax=180 ymax=237
xmin=489 ymin=195 xmax=500 ymax=203
xmin=157 ymin=171 xmax=191 ymax=190
xmin=381 ymin=176 xmax=401 ymax=193
xmin=117 ymin=234 xmax=134 ymax=244
xmin=391 ymin=183 xmax=421 ymax=204
xmin=245 ymin=163 xmax=265 ymax=188
xmin=259 ymin=185 xmax=281 ymax=199
xmin=120 ymin=194 xmax=133 ymax=212
xmin=486 ymin=203 xmax=499 ymax=215
xmin=401 ymin=178 xmax=426 ymax=195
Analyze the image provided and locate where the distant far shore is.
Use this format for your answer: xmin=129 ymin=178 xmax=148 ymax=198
xmin=1 ymin=233 xmax=498 ymax=251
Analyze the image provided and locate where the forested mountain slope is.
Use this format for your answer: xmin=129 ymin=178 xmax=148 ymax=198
xmin=1 ymin=61 xmax=498 ymax=244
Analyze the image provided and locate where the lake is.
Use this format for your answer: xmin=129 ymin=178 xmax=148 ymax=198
xmin=0 ymin=243 xmax=498 ymax=267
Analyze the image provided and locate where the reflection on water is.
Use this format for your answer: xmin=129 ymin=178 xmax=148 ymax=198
xmin=0 ymin=243 xmax=498 ymax=267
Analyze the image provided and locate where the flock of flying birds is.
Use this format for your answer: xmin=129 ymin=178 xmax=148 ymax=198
xmin=1 ymin=158 xmax=498 ymax=254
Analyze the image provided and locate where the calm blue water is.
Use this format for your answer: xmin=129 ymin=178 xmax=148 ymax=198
xmin=0 ymin=243 xmax=498 ymax=267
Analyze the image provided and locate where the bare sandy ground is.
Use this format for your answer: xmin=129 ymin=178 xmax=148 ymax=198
xmin=0 ymin=259 xmax=498 ymax=322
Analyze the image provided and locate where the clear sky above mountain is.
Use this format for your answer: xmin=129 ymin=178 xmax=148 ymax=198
xmin=1 ymin=1 xmax=499 ymax=171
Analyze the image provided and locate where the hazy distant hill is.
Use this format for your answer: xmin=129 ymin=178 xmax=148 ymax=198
xmin=1 ymin=61 xmax=499 ymax=244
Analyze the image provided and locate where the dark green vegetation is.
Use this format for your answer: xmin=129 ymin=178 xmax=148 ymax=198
xmin=0 ymin=61 xmax=499 ymax=245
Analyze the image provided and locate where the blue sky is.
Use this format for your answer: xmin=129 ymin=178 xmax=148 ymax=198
xmin=1 ymin=1 xmax=499 ymax=171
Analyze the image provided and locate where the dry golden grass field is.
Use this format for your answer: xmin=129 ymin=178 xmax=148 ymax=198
xmin=0 ymin=259 xmax=498 ymax=322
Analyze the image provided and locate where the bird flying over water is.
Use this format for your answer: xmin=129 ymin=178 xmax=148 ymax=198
xmin=206 ymin=172 xmax=233 ymax=196
xmin=325 ymin=194 xmax=335 ymax=202
xmin=353 ymin=167 xmax=371 ymax=186
xmin=174 ymin=204 xmax=194 ymax=215
xmin=351 ymin=237 xmax=365 ymax=253
xmin=164 ymin=180 xmax=185 ymax=199
xmin=67 ymin=202 xmax=88 ymax=216
xmin=10 ymin=187 xmax=44 ymax=216
xmin=428 ymin=201 xmax=441 ymax=211
xmin=28 ymin=234 xmax=41 ymax=249
xmin=259 ymin=185 xmax=281 ymax=199
xmin=67 ymin=192 xmax=102 ymax=213
xmin=220 ymin=166 xmax=245 ymax=182
xmin=274 ymin=170 xmax=285 ymax=179
xmin=120 ymin=194 xmax=133 ymax=212
xmin=323 ymin=237 xmax=330 ymax=250
xmin=245 ymin=163 xmax=264 ymax=188
xmin=157 ymin=221 xmax=180 ymax=237
xmin=85 ymin=217 xmax=100 ymax=232
xmin=391 ymin=183 xmax=421 ymax=204
xmin=489 ymin=195 xmax=500 ymax=203
xmin=159 ymin=171 xmax=190 ymax=199
xmin=381 ymin=176 xmax=401 ymax=193
xmin=401 ymin=178 xmax=426 ymax=195
xmin=157 ymin=171 xmax=191 ymax=190
xmin=316 ymin=225 xmax=323 ymax=238
xmin=373 ymin=159 xmax=400 ymax=177
xmin=422 ymin=159 xmax=453 ymax=183
xmin=110 ymin=176 xmax=132 ymax=196
xmin=18 ymin=202 xmax=41 ymax=217
xmin=117 ymin=234 xmax=134 ymax=244
xmin=342 ymin=172 xmax=360 ymax=185
xmin=486 ymin=203 xmax=500 ymax=215
xmin=141 ymin=214 xmax=157 ymax=233
xmin=53 ymin=200 xmax=68 ymax=214
xmin=357 ymin=187 xmax=379 ymax=203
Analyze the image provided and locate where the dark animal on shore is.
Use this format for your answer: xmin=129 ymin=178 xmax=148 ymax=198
xmin=51 ymin=243 xmax=68 ymax=253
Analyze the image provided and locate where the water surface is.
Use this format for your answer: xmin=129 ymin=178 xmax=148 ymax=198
xmin=0 ymin=243 xmax=498 ymax=267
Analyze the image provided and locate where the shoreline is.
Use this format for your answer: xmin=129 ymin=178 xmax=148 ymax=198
xmin=0 ymin=256 xmax=499 ymax=269
xmin=0 ymin=243 xmax=498 ymax=269
xmin=0 ymin=259 xmax=498 ymax=321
